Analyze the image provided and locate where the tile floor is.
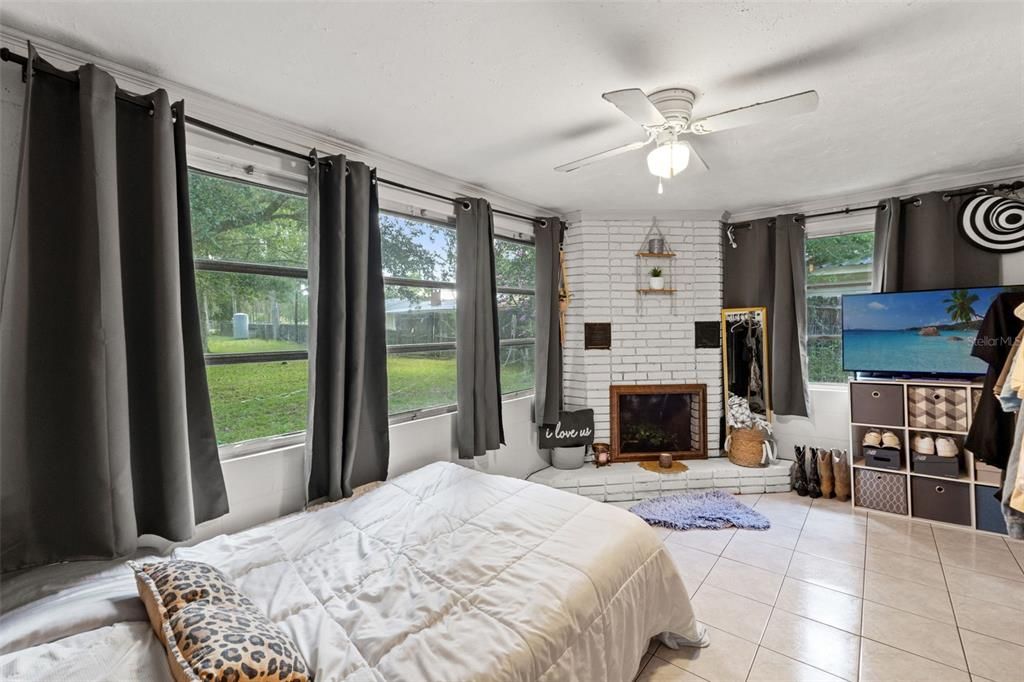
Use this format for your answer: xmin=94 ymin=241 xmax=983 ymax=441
xmin=619 ymin=491 xmax=1024 ymax=682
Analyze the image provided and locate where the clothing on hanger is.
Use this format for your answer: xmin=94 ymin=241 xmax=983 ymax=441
xmin=999 ymin=352 xmax=1023 ymax=412
xmin=993 ymin=329 xmax=1023 ymax=398
xmin=1003 ymin=407 xmax=1024 ymax=533
xmin=966 ymin=291 xmax=1024 ymax=470
xmin=1013 ymin=330 xmax=1024 ymax=400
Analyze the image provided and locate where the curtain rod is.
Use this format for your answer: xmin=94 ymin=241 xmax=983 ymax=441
xmin=725 ymin=180 xmax=1024 ymax=230
xmin=0 ymin=47 xmax=549 ymax=227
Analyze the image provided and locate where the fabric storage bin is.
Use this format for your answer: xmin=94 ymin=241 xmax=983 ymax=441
xmin=975 ymin=462 xmax=1002 ymax=486
xmin=907 ymin=386 xmax=969 ymax=432
xmin=911 ymin=477 xmax=971 ymax=525
xmin=864 ymin=447 xmax=902 ymax=470
xmin=975 ymin=486 xmax=1009 ymax=535
xmin=911 ymin=453 xmax=961 ymax=478
xmin=851 ymin=383 xmax=904 ymax=427
xmin=854 ymin=469 xmax=908 ymax=514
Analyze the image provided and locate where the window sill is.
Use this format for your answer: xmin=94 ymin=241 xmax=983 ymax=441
xmin=808 ymin=382 xmax=850 ymax=393
xmin=217 ymin=391 xmax=535 ymax=458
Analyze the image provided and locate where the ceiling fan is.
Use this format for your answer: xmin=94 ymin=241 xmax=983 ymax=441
xmin=554 ymin=87 xmax=818 ymax=191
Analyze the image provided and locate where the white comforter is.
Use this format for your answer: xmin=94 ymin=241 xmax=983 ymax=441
xmin=1 ymin=462 xmax=706 ymax=681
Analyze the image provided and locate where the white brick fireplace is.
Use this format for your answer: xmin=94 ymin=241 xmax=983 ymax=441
xmin=562 ymin=211 xmax=726 ymax=458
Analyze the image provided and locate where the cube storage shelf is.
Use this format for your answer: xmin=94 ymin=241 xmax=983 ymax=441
xmin=848 ymin=378 xmax=1007 ymax=535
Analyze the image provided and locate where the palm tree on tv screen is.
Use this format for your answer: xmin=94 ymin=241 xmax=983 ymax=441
xmin=944 ymin=289 xmax=981 ymax=325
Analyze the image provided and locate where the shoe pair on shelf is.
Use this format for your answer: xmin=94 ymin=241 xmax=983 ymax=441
xmin=912 ymin=433 xmax=959 ymax=458
xmin=862 ymin=430 xmax=901 ymax=449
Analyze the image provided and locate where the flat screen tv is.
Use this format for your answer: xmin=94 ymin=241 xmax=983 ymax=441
xmin=842 ymin=286 xmax=1019 ymax=378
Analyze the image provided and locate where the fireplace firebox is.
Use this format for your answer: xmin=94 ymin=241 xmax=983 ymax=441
xmin=610 ymin=384 xmax=707 ymax=461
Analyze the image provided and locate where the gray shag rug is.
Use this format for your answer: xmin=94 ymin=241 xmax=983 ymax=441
xmin=629 ymin=490 xmax=771 ymax=531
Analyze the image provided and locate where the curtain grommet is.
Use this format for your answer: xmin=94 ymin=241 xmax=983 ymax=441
xmin=461 ymin=201 xmax=472 ymax=211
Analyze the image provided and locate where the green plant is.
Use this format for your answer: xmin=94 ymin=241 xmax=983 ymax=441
xmin=944 ymin=289 xmax=981 ymax=325
xmin=649 ymin=266 xmax=663 ymax=278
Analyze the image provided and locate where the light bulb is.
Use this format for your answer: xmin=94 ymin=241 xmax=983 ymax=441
xmin=646 ymin=141 xmax=690 ymax=179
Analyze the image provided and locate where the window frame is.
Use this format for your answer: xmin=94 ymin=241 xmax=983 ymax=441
xmin=380 ymin=210 xmax=536 ymax=425
xmin=188 ymin=168 xmax=312 ymax=456
xmin=804 ymin=223 xmax=875 ymax=386
xmin=187 ymin=168 xmax=537 ymax=454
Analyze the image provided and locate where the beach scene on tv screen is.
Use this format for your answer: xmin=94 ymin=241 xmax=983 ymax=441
xmin=842 ymin=287 xmax=1004 ymax=375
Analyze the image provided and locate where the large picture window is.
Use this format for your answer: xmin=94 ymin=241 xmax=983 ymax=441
xmin=190 ymin=170 xmax=309 ymax=445
xmin=189 ymin=175 xmax=537 ymax=444
xmin=806 ymin=231 xmax=874 ymax=383
xmin=381 ymin=213 xmax=536 ymax=417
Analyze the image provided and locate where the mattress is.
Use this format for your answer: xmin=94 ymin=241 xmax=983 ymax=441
xmin=0 ymin=462 xmax=705 ymax=681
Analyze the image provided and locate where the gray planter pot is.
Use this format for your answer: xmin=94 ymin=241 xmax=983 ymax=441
xmin=552 ymin=445 xmax=586 ymax=470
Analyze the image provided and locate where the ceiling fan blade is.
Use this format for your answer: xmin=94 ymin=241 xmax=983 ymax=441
xmin=685 ymin=139 xmax=709 ymax=171
xmin=602 ymin=89 xmax=667 ymax=128
xmin=554 ymin=137 xmax=653 ymax=173
xmin=689 ymin=90 xmax=818 ymax=135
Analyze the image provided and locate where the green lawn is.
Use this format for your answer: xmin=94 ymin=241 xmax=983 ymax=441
xmin=206 ymin=335 xmax=305 ymax=353
xmin=207 ymin=351 xmax=534 ymax=444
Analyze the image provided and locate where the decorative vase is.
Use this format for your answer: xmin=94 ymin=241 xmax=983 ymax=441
xmin=658 ymin=453 xmax=673 ymax=468
xmin=648 ymin=237 xmax=665 ymax=254
xmin=649 ymin=276 xmax=664 ymax=290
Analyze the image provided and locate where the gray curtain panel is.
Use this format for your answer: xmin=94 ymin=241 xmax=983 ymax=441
xmin=771 ymin=215 xmax=811 ymax=417
xmin=305 ymin=155 xmax=390 ymax=502
xmin=722 ymin=215 xmax=810 ymax=416
xmin=872 ymin=191 xmax=1001 ymax=292
xmin=455 ymin=198 xmax=505 ymax=458
xmin=0 ymin=51 xmax=228 ymax=572
xmin=533 ymin=217 xmax=563 ymax=426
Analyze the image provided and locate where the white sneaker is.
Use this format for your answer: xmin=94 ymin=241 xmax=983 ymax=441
xmin=935 ymin=437 xmax=959 ymax=458
xmin=913 ymin=434 xmax=936 ymax=456
xmin=862 ymin=430 xmax=882 ymax=447
xmin=881 ymin=431 xmax=902 ymax=449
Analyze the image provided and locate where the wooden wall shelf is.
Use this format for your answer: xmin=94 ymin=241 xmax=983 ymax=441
xmin=635 ymin=252 xmax=677 ymax=258
xmin=637 ymin=288 xmax=677 ymax=294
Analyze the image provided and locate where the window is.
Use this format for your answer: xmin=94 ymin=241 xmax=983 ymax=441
xmin=189 ymin=175 xmax=536 ymax=442
xmin=380 ymin=212 xmax=536 ymax=417
xmin=189 ymin=171 xmax=309 ymax=445
xmin=806 ymin=231 xmax=874 ymax=383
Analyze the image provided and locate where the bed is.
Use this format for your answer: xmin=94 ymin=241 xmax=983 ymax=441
xmin=0 ymin=462 xmax=706 ymax=681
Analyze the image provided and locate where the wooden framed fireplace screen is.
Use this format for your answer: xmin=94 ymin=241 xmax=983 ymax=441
xmin=610 ymin=384 xmax=708 ymax=462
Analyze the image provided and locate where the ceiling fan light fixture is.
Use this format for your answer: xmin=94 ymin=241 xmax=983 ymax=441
xmin=646 ymin=141 xmax=690 ymax=179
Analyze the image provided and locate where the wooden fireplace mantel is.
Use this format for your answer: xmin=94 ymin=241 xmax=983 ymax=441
xmin=610 ymin=383 xmax=708 ymax=462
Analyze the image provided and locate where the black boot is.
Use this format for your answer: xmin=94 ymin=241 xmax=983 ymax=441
xmin=806 ymin=447 xmax=822 ymax=499
xmin=793 ymin=446 xmax=808 ymax=496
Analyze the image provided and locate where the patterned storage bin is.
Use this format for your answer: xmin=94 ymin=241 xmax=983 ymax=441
xmin=854 ymin=468 xmax=908 ymax=515
xmin=907 ymin=386 xmax=969 ymax=431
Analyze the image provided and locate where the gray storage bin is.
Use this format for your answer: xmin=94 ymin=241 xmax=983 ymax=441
xmin=911 ymin=477 xmax=971 ymax=526
xmin=974 ymin=485 xmax=1008 ymax=535
xmin=911 ymin=454 xmax=961 ymax=479
xmin=854 ymin=469 xmax=908 ymax=514
xmin=907 ymin=386 xmax=969 ymax=432
xmin=851 ymin=383 xmax=904 ymax=427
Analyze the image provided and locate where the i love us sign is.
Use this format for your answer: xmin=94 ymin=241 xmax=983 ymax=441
xmin=539 ymin=409 xmax=595 ymax=449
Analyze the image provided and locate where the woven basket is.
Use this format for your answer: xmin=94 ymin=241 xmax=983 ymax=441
xmin=728 ymin=428 xmax=767 ymax=468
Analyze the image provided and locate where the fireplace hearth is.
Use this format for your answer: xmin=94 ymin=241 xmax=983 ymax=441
xmin=610 ymin=384 xmax=707 ymax=461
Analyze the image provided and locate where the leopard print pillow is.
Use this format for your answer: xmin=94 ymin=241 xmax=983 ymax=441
xmin=129 ymin=560 xmax=311 ymax=682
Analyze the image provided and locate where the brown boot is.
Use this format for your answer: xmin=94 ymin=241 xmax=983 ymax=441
xmin=817 ymin=449 xmax=834 ymax=498
xmin=832 ymin=449 xmax=851 ymax=502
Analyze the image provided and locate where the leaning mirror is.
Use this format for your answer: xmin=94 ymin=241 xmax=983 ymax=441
xmin=721 ymin=307 xmax=771 ymax=433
